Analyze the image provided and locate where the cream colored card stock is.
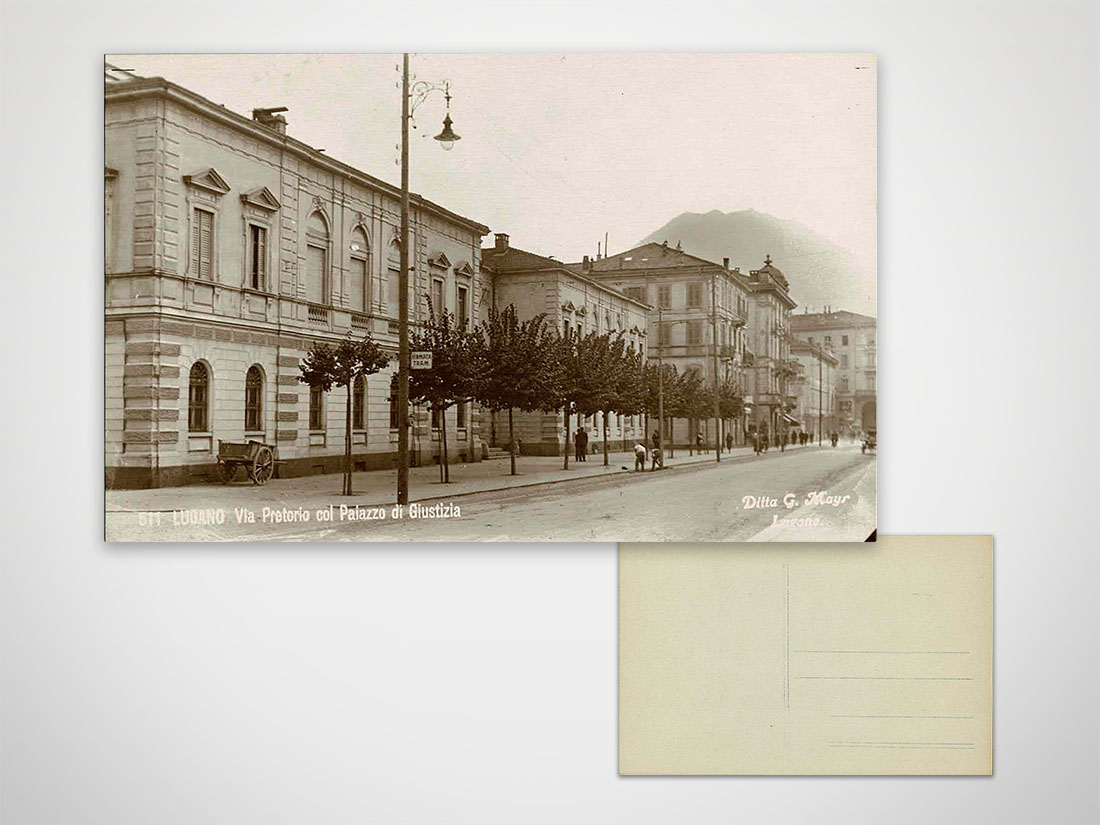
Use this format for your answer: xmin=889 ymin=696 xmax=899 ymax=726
xmin=619 ymin=536 xmax=992 ymax=775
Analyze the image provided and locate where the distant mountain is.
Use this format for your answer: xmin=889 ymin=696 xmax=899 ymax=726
xmin=637 ymin=210 xmax=875 ymax=316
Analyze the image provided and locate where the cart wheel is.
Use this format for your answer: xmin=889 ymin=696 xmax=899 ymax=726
xmin=218 ymin=460 xmax=238 ymax=483
xmin=251 ymin=446 xmax=274 ymax=485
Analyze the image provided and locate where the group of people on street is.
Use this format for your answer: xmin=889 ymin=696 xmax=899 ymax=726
xmin=631 ymin=432 xmax=665 ymax=472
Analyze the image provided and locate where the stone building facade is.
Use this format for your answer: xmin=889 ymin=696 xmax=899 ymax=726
xmin=480 ymin=235 xmax=650 ymax=455
xmin=105 ymin=74 xmax=489 ymax=488
xmin=790 ymin=338 xmax=838 ymax=441
xmin=580 ymin=242 xmax=753 ymax=448
xmin=743 ymin=256 xmax=800 ymax=442
xmin=790 ymin=309 xmax=877 ymax=434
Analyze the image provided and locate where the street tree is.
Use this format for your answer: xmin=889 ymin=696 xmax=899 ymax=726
xmin=472 ymin=305 xmax=560 ymax=476
xmin=408 ymin=302 xmax=478 ymax=483
xmin=298 ymin=334 xmax=390 ymax=496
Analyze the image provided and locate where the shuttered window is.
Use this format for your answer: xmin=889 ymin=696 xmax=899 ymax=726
xmin=191 ymin=209 xmax=214 ymax=279
xmin=248 ymin=225 xmax=267 ymax=290
xmin=349 ymin=256 xmax=367 ymax=312
xmin=352 ymin=376 xmax=365 ymax=430
xmin=305 ymin=244 xmax=326 ymax=304
xmin=309 ymin=386 xmax=324 ymax=430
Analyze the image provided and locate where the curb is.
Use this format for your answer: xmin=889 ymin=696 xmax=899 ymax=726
xmin=107 ymin=444 xmax=828 ymax=514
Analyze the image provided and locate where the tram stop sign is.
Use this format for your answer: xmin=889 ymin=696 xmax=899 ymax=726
xmin=411 ymin=351 xmax=432 ymax=370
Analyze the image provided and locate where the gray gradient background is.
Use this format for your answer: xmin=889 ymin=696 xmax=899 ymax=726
xmin=2 ymin=1 xmax=1098 ymax=823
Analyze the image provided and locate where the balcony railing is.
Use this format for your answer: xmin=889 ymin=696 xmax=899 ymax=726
xmin=307 ymin=304 xmax=330 ymax=325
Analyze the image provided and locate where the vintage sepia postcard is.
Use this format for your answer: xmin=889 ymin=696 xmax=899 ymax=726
xmin=104 ymin=53 xmax=877 ymax=542
xmin=619 ymin=535 xmax=993 ymax=774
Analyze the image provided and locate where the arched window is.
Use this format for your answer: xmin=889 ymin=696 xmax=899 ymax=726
xmin=188 ymin=362 xmax=210 ymax=432
xmin=245 ymin=365 xmax=264 ymax=432
xmin=305 ymin=211 xmax=329 ymax=304
xmin=349 ymin=227 xmax=369 ymax=312
xmin=352 ymin=375 xmax=365 ymax=430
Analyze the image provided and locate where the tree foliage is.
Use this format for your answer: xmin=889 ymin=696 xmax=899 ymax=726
xmin=298 ymin=334 xmax=390 ymax=495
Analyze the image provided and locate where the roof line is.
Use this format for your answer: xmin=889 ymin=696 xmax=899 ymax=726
xmin=105 ymin=76 xmax=490 ymax=236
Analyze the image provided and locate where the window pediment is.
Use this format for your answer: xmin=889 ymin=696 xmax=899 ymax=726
xmin=575 ymin=304 xmax=588 ymax=317
xmin=561 ymin=300 xmax=576 ymax=313
xmin=454 ymin=260 xmax=475 ymax=277
xmin=183 ymin=167 xmax=231 ymax=196
xmin=427 ymin=251 xmax=452 ymax=269
xmin=240 ymin=186 xmax=281 ymax=212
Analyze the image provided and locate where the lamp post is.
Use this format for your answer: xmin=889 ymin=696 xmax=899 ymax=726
xmin=397 ymin=54 xmax=460 ymax=505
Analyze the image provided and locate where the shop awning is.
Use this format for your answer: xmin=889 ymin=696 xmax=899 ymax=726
xmin=781 ymin=413 xmax=802 ymax=426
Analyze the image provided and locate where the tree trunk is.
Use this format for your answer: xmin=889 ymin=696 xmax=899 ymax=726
xmin=563 ymin=408 xmax=570 ymax=469
xmin=508 ymin=407 xmax=517 ymax=476
xmin=436 ymin=405 xmax=444 ymax=483
xmin=603 ymin=411 xmax=609 ymax=466
xmin=441 ymin=404 xmax=450 ymax=483
xmin=344 ymin=384 xmax=353 ymax=495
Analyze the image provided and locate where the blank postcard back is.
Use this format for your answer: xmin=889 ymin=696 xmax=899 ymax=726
xmin=619 ymin=535 xmax=993 ymax=775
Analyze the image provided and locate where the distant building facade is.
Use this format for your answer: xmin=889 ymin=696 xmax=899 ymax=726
xmin=790 ymin=309 xmax=877 ymax=433
xmin=790 ymin=339 xmax=838 ymax=441
xmin=743 ymin=256 xmax=800 ymax=441
xmin=105 ymin=74 xmax=489 ymax=488
xmin=581 ymin=241 xmax=753 ymax=448
xmin=480 ymin=234 xmax=650 ymax=455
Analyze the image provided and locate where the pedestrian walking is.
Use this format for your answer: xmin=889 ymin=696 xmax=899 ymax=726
xmin=651 ymin=445 xmax=663 ymax=471
xmin=634 ymin=442 xmax=647 ymax=471
xmin=577 ymin=427 xmax=589 ymax=461
xmin=725 ymin=431 xmax=734 ymax=452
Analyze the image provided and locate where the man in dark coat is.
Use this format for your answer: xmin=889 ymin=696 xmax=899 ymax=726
xmin=576 ymin=427 xmax=589 ymax=461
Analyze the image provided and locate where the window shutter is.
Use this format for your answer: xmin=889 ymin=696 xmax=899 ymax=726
xmin=256 ymin=226 xmax=267 ymax=287
xmin=196 ymin=211 xmax=213 ymax=279
xmin=191 ymin=213 xmax=201 ymax=274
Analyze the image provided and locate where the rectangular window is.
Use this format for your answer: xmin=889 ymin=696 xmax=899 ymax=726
xmin=457 ymin=402 xmax=466 ymax=428
xmin=687 ymin=282 xmax=702 ymax=308
xmin=626 ymin=286 xmax=644 ymax=301
xmin=191 ymin=208 xmax=214 ymax=279
xmin=840 ymin=354 xmax=849 ymax=368
xmin=352 ymin=379 xmax=365 ymax=430
xmin=248 ymin=224 xmax=267 ymax=290
xmin=349 ymin=256 xmax=367 ymax=312
xmin=868 ymin=375 xmax=876 ymax=391
xmin=687 ymin=320 xmax=702 ymax=345
xmin=309 ymin=386 xmax=324 ymax=430
xmin=389 ymin=389 xmax=399 ymax=429
xmin=867 ymin=352 xmax=876 ymax=367
xmin=306 ymin=244 xmax=326 ymax=304
xmin=431 ymin=407 xmax=442 ymax=430
xmin=456 ymin=284 xmax=469 ymax=326
xmin=431 ymin=278 xmax=445 ymax=315
xmin=245 ymin=383 xmax=262 ymax=432
xmin=825 ymin=335 xmax=832 ymax=345
xmin=563 ymin=318 xmax=570 ymax=336
xmin=658 ymin=285 xmax=671 ymax=309
xmin=842 ymin=334 xmax=849 ymax=346
xmin=840 ymin=376 xmax=850 ymax=392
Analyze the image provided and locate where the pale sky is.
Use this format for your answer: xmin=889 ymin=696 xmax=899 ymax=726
xmin=109 ymin=53 xmax=876 ymax=273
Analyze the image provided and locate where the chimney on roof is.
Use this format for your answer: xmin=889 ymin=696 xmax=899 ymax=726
xmin=723 ymin=257 xmax=730 ymax=270
xmin=582 ymin=255 xmax=591 ymax=271
xmin=252 ymin=106 xmax=289 ymax=135
xmin=494 ymin=233 xmax=509 ymax=252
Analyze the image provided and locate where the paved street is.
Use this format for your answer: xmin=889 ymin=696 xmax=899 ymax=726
xmin=107 ymin=444 xmax=875 ymax=542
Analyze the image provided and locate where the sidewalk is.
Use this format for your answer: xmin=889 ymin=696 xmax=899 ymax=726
xmin=106 ymin=441 xmax=822 ymax=514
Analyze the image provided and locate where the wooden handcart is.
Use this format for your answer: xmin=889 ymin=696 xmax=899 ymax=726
xmin=216 ymin=439 xmax=277 ymax=485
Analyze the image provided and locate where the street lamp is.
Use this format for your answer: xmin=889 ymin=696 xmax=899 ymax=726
xmin=397 ymin=55 xmax=460 ymax=505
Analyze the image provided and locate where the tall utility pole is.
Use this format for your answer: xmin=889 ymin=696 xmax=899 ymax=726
xmin=710 ymin=273 xmax=721 ymax=462
xmin=818 ymin=346 xmax=823 ymax=446
xmin=657 ymin=305 xmax=665 ymax=458
xmin=397 ymin=53 xmax=411 ymax=505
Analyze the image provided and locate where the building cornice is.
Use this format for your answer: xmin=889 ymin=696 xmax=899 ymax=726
xmin=106 ymin=77 xmax=491 ymax=237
